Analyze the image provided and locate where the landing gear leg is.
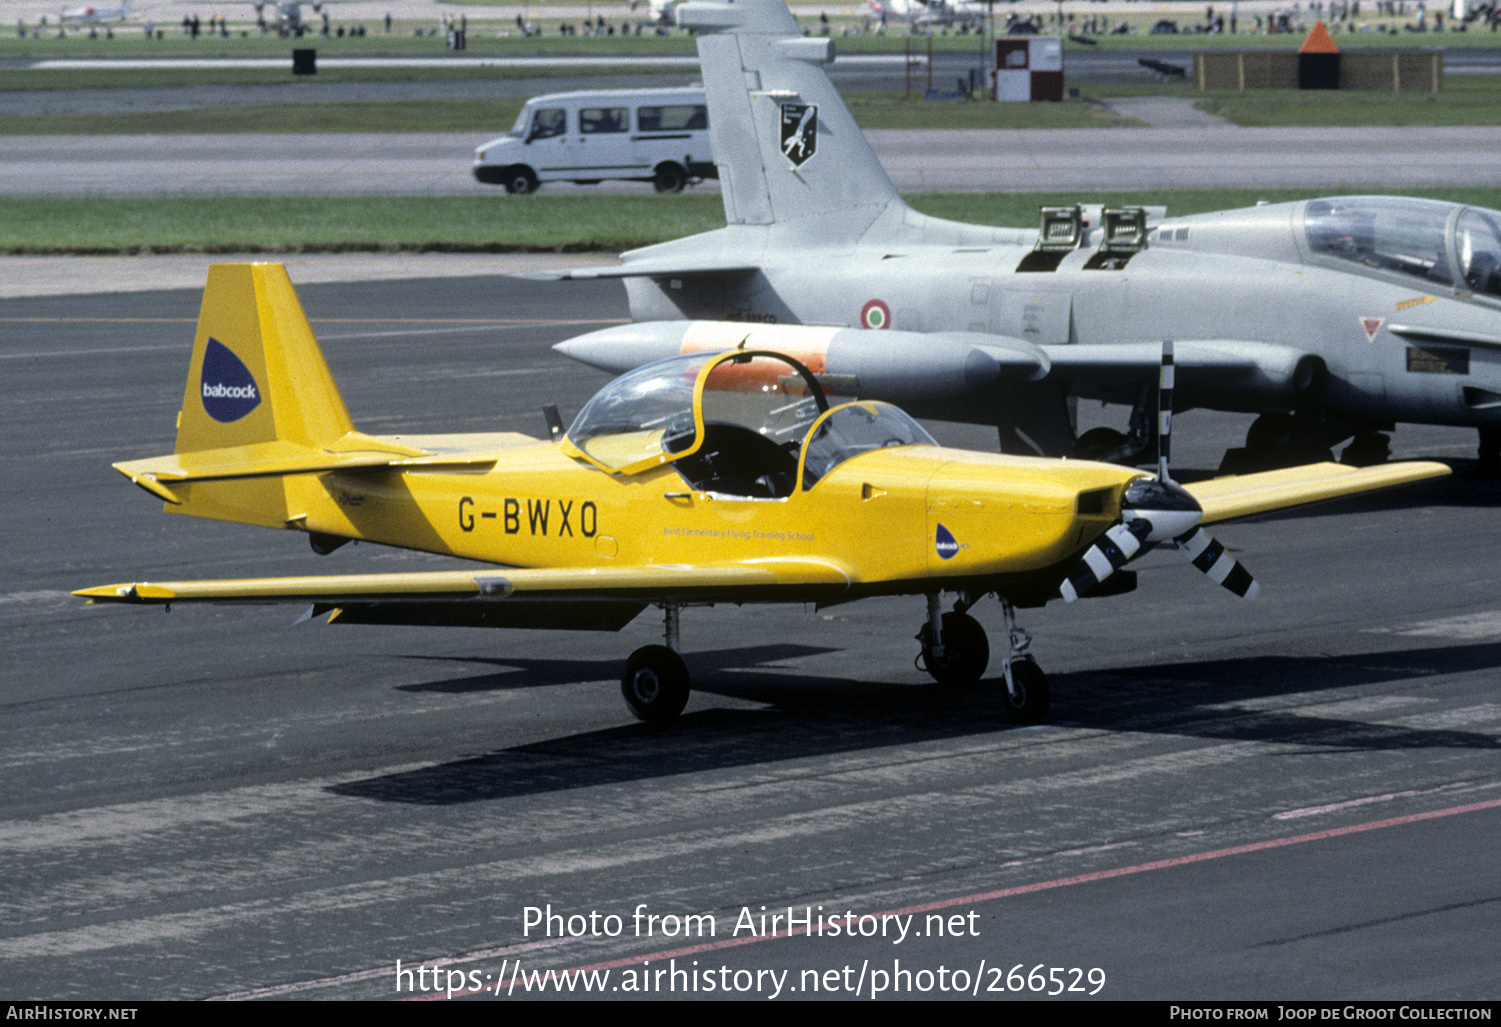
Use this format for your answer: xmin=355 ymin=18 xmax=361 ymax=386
xmin=621 ymin=603 xmax=690 ymax=723
xmin=916 ymin=592 xmax=989 ymax=686
xmin=1341 ymin=430 xmax=1391 ymax=467
xmin=998 ymin=597 xmax=1049 ymax=724
xmin=1477 ymin=427 xmax=1501 ymax=478
xmin=1072 ymin=384 xmax=1153 ymax=464
xmin=1222 ymin=411 xmax=1337 ymax=473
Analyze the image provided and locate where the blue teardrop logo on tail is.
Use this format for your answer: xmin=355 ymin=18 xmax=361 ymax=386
xmin=200 ymin=337 xmax=261 ymax=423
xmin=935 ymin=523 xmax=960 ymax=560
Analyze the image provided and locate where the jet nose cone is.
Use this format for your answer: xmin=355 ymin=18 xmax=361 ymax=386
xmin=552 ymin=322 xmax=688 ymax=373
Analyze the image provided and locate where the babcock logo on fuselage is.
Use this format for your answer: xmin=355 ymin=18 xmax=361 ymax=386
xmin=200 ymin=337 xmax=262 ymax=423
xmin=935 ymin=523 xmax=960 ymax=560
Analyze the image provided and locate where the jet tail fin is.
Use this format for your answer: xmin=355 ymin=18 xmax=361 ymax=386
xmin=682 ymin=0 xmax=905 ymax=238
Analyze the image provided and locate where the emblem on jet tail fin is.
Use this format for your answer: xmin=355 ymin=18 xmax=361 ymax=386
xmin=780 ymin=103 xmax=817 ymax=168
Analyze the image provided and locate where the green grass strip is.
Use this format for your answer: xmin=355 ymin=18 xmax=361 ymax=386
xmin=0 ymin=91 xmax=1141 ymax=135
xmin=5 ymin=187 xmax=1500 ymax=255
xmin=8 ymin=75 xmax=1501 ymax=134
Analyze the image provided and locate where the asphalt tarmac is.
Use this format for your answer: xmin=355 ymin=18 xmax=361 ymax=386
xmin=8 ymin=123 xmax=1501 ymax=197
xmin=4 ymin=267 xmax=1500 ymax=1001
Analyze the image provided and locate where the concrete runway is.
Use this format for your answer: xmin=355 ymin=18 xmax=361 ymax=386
xmin=6 ymin=123 xmax=1501 ymax=196
xmin=4 ymin=265 xmax=1500 ymax=1000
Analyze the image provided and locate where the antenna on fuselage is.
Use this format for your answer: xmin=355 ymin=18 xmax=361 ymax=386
xmin=543 ymin=404 xmax=565 ymax=443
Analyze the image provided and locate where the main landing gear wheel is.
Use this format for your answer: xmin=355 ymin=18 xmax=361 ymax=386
xmin=621 ymin=645 xmax=689 ymax=723
xmin=917 ymin=611 xmax=989 ymax=686
xmin=1001 ymin=658 xmax=1050 ymax=725
xmin=1073 ymin=427 xmax=1131 ymax=463
xmin=1341 ymin=431 xmax=1391 ymax=467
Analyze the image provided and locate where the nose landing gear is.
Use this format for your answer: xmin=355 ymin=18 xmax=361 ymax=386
xmin=916 ymin=593 xmax=1051 ymax=724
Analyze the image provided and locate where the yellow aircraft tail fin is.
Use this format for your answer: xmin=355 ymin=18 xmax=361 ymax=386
xmin=113 ymin=263 xmax=427 ymax=531
xmin=175 ymin=263 xmax=354 ymax=457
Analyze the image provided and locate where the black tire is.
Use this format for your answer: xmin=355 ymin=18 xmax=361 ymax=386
xmin=621 ymin=645 xmax=690 ymax=723
xmin=1073 ymin=427 xmax=1130 ymax=462
xmin=1002 ymin=658 xmax=1050 ymax=725
xmin=1241 ymin=413 xmax=1332 ymax=469
xmin=503 ymin=166 xmax=539 ymax=195
xmin=1245 ymin=412 xmax=1295 ymax=452
xmin=652 ymin=162 xmax=687 ymax=194
xmin=918 ymin=611 xmax=989 ymax=686
xmin=1341 ymin=432 xmax=1391 ymax=467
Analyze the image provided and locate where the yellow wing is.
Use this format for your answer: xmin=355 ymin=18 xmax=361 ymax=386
xmin=1185 ymin=461 xmax=1450 ymax=525
xmin=75 ymin=560 xmax=852 ymax=631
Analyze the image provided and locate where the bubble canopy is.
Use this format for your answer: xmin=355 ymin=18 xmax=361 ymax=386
xmin=1304 ymin=196 xmax=1501 ymax=299
xmin=562 ymin=350 xmax=937 ymax=497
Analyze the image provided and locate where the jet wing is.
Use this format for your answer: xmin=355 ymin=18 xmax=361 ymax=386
xmin=1386 ymin=324 xmax=1501 ymax=350
xmin=1045 ymin=340 xmax=1323 ymax=407
xmin=75 ymin=559 xmax=852 ymax=630
xmin=1184 ymin=461 xmax=1450 ymax=525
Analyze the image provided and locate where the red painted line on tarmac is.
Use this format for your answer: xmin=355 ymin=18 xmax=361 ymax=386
xmin=393 ymin=795 xmax=1501 ymax=999
xmin=555 ymin=795 xmax=1501 ymax=976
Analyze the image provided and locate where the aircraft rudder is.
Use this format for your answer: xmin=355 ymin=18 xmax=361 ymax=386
xmin=175 ymin=262 xmax=354 ymax=457
xmin=683 ymin=0 xmax=905 ymax=232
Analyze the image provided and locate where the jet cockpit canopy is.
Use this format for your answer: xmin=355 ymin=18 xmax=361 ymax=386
xmin=1304 ymin=196 xmax=1501 ymax=299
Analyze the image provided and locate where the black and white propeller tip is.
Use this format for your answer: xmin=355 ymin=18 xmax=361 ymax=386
xmin=1059 ymin=340 xmax=1259 ymax=604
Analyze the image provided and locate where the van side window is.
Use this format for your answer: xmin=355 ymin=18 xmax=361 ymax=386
xmin=580 ymin=107 xmax=628 ymax=134
xmin=637 ymin=105 xmax=709 ymax=133
xmin=529 ymin=108 xmax=566 ymax=140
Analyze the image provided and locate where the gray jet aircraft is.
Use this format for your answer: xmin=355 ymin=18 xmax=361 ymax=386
xmin=546 ymin=0 xmax=1501 ymax=472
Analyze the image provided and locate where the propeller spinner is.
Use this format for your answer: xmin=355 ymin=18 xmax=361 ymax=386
xmin=1061 ymin=341 xmax=1259 ymax=604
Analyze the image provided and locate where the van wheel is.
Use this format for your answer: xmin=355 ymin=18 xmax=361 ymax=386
xmin=652 ymin=163 xmax=687 ymax=194
xmin=503 ymin=166 xmax=539 ymax=195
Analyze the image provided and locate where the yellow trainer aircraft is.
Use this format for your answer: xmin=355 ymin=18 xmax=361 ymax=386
xmin=77 ymin=264 xmax=1450 ymax=724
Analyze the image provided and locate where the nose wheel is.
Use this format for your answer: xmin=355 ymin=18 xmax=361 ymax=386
xmin=917 ymin=594 xmax=1051 ymax=724
xmin=1000 ymin=656 xmax=1050 ymax=725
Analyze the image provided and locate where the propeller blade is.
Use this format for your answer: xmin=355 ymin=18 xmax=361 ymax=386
xmin=1158 ymin=339 xmax=1174 ymax=482
xmin=1176 ymin=527 xmax=1260 ymax=599
xmin=1060 ymin=520 xmax=1150 ymax=603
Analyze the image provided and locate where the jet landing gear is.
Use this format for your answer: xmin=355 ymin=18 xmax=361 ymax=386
xmin=621 ymin=604 xmax=690 ymax=723
xmin=916 ymin=593 xmax=1050 ymax=724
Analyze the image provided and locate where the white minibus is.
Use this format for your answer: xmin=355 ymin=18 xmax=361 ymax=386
xmin=472 ymin=88 xmax=715 ymax=194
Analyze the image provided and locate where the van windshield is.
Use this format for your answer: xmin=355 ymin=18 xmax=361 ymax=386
xmin=527 ymin=108 xmax=567 ymax=140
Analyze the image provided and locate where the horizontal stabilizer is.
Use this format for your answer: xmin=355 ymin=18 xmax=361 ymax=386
xmin=525 ymin=256 xmax=760 ymax=282
xmin=1186 ymin=461 xmax=1450 ymax=525
xmin=117 ymin=440 xmax=423 ymax=487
